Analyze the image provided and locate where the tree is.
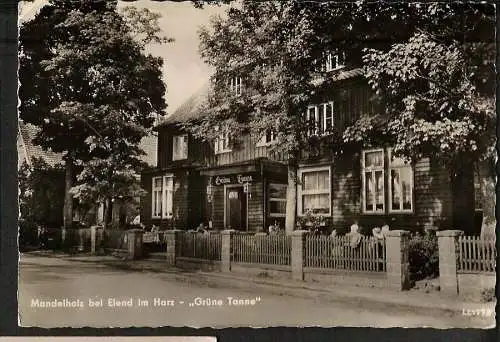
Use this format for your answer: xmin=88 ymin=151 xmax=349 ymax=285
xmin=19 ymin=158 xmax=65 ymax=228
xmin=186 ymin=1 xmax=494 ymax=233
xmin=19 ymin=0 xmax=169 ymax=228
xmin=345 ymin=31 xmax=495 ymax=232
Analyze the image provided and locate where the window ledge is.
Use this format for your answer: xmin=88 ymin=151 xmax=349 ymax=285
xmin=361 ymin=211 xmax=386 ymax=216
xmin=388 ymin=210 xmax=414 ymax=215
xmin=215 ymin=149 xmax=232 ymax=155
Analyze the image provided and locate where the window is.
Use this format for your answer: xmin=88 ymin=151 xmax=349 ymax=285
xmin=152 ymin=175 xmax=173 ymax=218
xmin=324 ymin=51 xmax=345 ymax=71
xmin=172 ymin=134 xmax=188 ymax=161
xmin=362 ymin=149 xmax=385 ymax=213
xmin=361 ymin=148 xmax=414 ymax=214
xmin=229 ymin=76 xmax=242 ymax=96
xmin=214 ymin=126 xmax=231 ymax=154
xmin=306 ymin=102 xmax=334 ymax=136
xmin=257 ymin=130 xmax=276 ymax=146
xmin=388 ymin=150 xmax=413 ymax=213
xmin=268 ymin=183 xmax=287 ymax=217
xmin=298 ymin=167 xmax=331 ymax=215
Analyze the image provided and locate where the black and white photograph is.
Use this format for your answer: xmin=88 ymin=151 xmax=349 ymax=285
xmin=17 ymin=0 xmax=496 ymax=329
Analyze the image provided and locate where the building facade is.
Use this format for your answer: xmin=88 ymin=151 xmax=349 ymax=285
xmin=141 ymin=67 xmax=483 ymax=235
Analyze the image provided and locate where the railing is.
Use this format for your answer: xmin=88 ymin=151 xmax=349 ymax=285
xmin=457 ymin=236 xmax=496 ymax=273
xmin=232 ymin=233 xmax=291 ymax=266
xmin=179 ymin=232 xmax=222 ymax=261
xmin=103 ymin=229 xmax=128 ymax=252
xmin=305 ymin=235 xmax=386 ymax=272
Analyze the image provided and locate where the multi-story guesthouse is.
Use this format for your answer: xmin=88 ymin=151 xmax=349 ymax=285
xmin=140 ymin=55 xmax=485 ymax=236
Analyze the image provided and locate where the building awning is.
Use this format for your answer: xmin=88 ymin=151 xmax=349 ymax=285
xmin=199 ymin=158 xmax=287 ymax=178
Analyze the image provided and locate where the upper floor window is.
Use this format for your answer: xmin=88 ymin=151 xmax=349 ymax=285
xmin=324 ymin=51 xmax=345 ymax=72
xmin=229 ymin=76 xmax=242 ymax=96
xmin=297 ymin=166 xmax=331 ymax=216
xmin=152 ymin=175 xmax=173 ymax=219
xmin=306 ymin=102 xmax=334 ymax=136
xmin=256 ymin=130 xmax=276 ymax=146
xmin=361 ymin=148 xmax=414 ymax=214
xmin=172 ymin=134 xmax=188 ymax=161
xmin=214 ymin=126 xmax=231 ymax=154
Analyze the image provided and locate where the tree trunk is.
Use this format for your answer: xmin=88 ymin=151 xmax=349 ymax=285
xmin=63 ymin=159 xmax=73 ymax=229
xmin=103 ymin=197 xmax=113 ymax=229
xmin=285 ymin=161 xmax=297 ymax=233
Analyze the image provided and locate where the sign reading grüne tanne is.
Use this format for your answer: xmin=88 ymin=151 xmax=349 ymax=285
xmin=211 ymin=173 xmax=257 ymax=186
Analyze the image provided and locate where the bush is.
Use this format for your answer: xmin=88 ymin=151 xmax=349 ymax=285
xmin=408 ymin=230 xmax=439 ymax=281
xmin=19 ymin=219 xmax=40 ymax=249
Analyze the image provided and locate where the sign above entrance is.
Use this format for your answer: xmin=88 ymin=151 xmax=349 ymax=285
xmin=214 ymin=176 xmax=231 ymax=185
xmin=212 ymin=173 xmax=258 ymax=186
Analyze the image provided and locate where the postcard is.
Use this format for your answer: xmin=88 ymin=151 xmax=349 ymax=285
xmin=17 ymin=0 xmax=496 ymax=329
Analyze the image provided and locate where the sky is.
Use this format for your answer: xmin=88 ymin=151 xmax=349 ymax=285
xmin=18 ymin=0 xmax=229 ymax=114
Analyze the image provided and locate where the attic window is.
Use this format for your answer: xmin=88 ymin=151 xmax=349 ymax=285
xmin=324 ymin=52 xmax=345 ymax=72
xmin=229 ymin=76 xmax=242 ymax=96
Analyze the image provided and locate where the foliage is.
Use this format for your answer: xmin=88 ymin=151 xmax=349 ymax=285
xmin=408 ymin=230 xmax=439 ymax=281
xmin=185 ymin=2 xmax=494 ymax=161
xmin=18 ymin=158 xmax=65 ymax=227
xmin=296 ymin=210 xmax=331 ymax=233
xmin=18 ymin=0 xmax=169 ymax=226
xmin=357 ymin=32 xmax=495 ymax=166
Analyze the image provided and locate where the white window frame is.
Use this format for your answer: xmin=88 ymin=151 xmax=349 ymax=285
xmin=256 ymin=130 xmax=277 ymax=147
xmin=172 ymin=134 xmax=188 ymax=161
xmin=151 ymin=175 xmax=173 ymax=219
xmin=325 ymin=51 xmax=346 ymax=72
xmin=361 ymin=149 xmax=385 ymax=214
xmin=268 ymin=183 xmax=287 ymax=218
xmin=214 ymin=125 xmax=231 ymax=154
xmin=297 ymin=166 xmax=331 ymax=216
xmin=388 ymin=149 xmax=414 ymax=213
xmin=306 ymin=102 xmax=334 ymax=137
xmin=229 ymin=76 xmax=242 ymax=96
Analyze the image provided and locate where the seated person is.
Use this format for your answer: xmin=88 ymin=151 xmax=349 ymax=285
xmin=346 ymin=222 xmax=362 ymax=248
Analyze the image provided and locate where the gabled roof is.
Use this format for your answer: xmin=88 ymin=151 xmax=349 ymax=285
xmin=159 ymin=82 xmax=211 ymax=126
xmin=157 ymin=67 xmax=364 ymax=128
xmin=18 ymin=121 xmax=64 ymax=168
xmin=18 ymin=121 xmax=158 ymax=168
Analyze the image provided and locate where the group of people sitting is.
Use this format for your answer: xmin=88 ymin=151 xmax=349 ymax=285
xmin=329 ymin=221 xmax=391 ymax=249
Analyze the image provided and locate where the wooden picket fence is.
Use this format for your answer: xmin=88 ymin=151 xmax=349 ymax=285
xmin=304 ymin=235 xmax=386 ymax=272
xmin=179 ymin=232 xmax=222 ymax=261
xmin=232 ymin=233 xmax=291 ymax=266
xmin=457 ymin=236 xmax=496 ymax=273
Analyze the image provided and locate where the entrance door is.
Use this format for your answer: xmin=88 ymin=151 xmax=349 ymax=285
xmin=226 ymin=186 xmax=247 ymax=231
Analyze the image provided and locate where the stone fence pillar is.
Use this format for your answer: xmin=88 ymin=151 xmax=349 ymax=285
xmin=291 ymin=230 xmax=308 ymax=281
xmin=126 ymin=229 xmax=144 ymax=260
xmin=436 ymin=230 xmax=463 ymax=295
xmin=221 ymin=229 xmax=236 ymax=272
xmin=385 ymin=230 xmax=410 ymax=290
xmin=165 ymin=229 xmax=182 ymax=267
xmin=91 ymin=226 xmax=97 ymax=254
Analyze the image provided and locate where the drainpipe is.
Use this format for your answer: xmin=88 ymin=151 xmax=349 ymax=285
xmin=261 ymin=160 xmax=265 ymax=233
